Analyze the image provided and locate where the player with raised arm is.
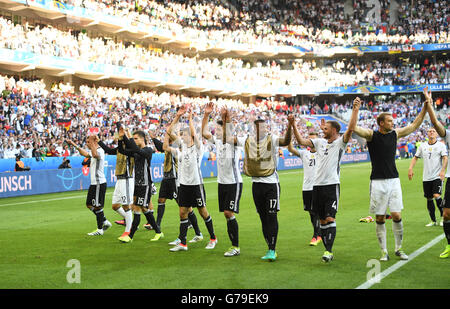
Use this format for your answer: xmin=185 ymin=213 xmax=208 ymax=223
xmin=424 ymin=88 xmax=450 ymax=258
xmin=202 ymin=102 xmax=243 ymax=257
xmin=222 ymin=108 xmax=293 ymax=262
xmin=116 ymin=126 xmax=163 ymax=243
xmin=292 ymin=97 xmax=360 ymax=262
xmin=164 ymin=106 xmax=217 ymax=252
xmin=147 ymin=130 xmax=177 ymax=229
xmin=353 ymin=89 xmax=429 ymax=261
xmin=97 ymin=117 xmax=135 ymax=241
xmin=67 ymin=135 xmax=112 ymax=236
xmin=287 ymin=131 xmax=321 ymax=246
xmin=408 ymin=127 xmax=448 ymax=227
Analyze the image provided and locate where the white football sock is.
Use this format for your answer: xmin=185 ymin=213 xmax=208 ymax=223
xmin=392 ymin=220 xmax=403 ymax=251
xmin=115 ymin=206 xmax=126 ymax=218
xmin=376 ymin=222 xmax=387 ymax=252
xmin=124 ymin=209 xmax=133 ymax=233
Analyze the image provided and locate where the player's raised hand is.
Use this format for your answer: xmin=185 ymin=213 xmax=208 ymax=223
xmin=205 ymin=102 xmax=214 ymax=115
xmin=353 ymin=97 xmax=361 ymax=110
xmin=118 ymin=126 xmax=125 ymax=138
xmin=148 ymin=130 xmax=156 ymax=139
xmin=66 ymin=139 xmax=76 ymax=147
xmin=287 ymin=114 xmax=295 ymax=126
xmin=125 ymin=128 xmax=132 ymax=139
xmin=320 ymin=118 xmax=326 ymax=131
xmin=423 ymin=86 xmax=432 ymax=103
xmin=220 ymin=107 xmax=228 ymax=121
xmin=177 ymin=105 xmax=186 ymax=117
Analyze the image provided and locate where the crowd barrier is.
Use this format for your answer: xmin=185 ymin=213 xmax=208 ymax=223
xmin=0 ymin=152 xmax=370 ymax=198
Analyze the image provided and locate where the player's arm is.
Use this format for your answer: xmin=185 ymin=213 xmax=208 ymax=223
xmin=67 ymin=139 xmax=90 ymax=158
xmin=98 ymin=140 xmax=117 ymax=155
xmin=166 ymin=106 xmax=185 ymax=141
xmin=187 ymin=110 xmax=201 ymax=148
xmin=343 ymin=97 xmax=361 ymax=143
xmin=353 ymin=126 xmax=373 ymax=142
xmin=162 ymin=131 xmax=179 ymax=157
xmin=407 ymin=156 xmax=418 ymax=180
xmin=122 ymin=134 xmax=152 ymax=159
xmin=424 ymin=88 xmax=446 ymax=138
xmin=287 ymin=142 xmax=301 ymax=157
xmin=291 ymin=115 xmax=314 ymax=148
xmin=149 ymin=130 xmax=164 ymax=152
xmin=152 ymin=137 xmax=164 ymax=153
xmin=116 ymin=127 xmax=137 ymax=157
xmin=201 ymin=102 xmax=213 ymax=141
xmin=276 ymin=114 xmax=293 ymax=147
xmin=221 ymin=108 xmax=239 ymax=145
xmin=396 ymin=88 xmax=429 ymax=139
xmin=440 ymin=155 xmax=448 ymax=181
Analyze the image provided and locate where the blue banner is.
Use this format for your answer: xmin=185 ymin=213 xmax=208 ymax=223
xmin=350 ymin=43 xmax=450 ymax=53
xmin=0 ymin=152 xmax=370 ymax=198
xmin=321 ymin=83 xmax=450 ymax=94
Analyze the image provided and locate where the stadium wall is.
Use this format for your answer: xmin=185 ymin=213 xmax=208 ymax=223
xmin=0 ymin=152 xmax=370 ymax=198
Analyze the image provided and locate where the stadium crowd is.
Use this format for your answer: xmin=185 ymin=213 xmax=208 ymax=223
xmin=0 ymin=74 xmax=448 ymax=162
xmin=57 ymin=0 xmax=449 ymax=49
xmin=1 ymin=16 xmax=449 ymax=91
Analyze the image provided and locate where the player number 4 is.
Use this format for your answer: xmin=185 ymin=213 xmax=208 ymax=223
xmin=331 ymin=201 xmax=337 ymax=210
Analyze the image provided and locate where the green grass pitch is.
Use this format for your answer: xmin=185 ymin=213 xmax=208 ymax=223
xmin=0 ymin=159 xmax=448 ymax=289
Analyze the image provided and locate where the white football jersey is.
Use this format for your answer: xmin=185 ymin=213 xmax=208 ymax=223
xmin=176 ymin=143 xmax=204 ymax=186
xmin=211 ymin=136 xmax=243 ymax=184
xmin=310 ymin=137 xmax=347 ymax=186
xmin=415 ymin=140 xmax=448 ymax=181
xmin=89 ymin=147 xmax=106 ymax=185
xmin=295 ymin=149 xmax=317 ymax=191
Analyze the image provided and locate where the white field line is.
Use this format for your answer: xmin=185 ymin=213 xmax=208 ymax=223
xmin=0 ymin=162 xmax=372 ymax=207
xmin=355 ymin=233 xmax=446 ymax=289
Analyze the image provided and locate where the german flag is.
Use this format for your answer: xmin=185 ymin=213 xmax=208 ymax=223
xmin=56 ymin=118 xmax=71 ymax=131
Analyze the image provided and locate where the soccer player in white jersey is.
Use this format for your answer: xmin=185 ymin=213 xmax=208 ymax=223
xmin=408 ymin=128 xmax=448 ymax=226
xmin=288 ymin=132 xmax=321 ymax=246
xmin=202 ymin=103 xmax=242 ymax=257
xmin=424 ymin=89 xmax=450 ymax=258
xmin=164 ymin=106 xmax=217 ymax=252
xmin=67 ymin=135 xmax=111 ymax=236
xmin=292 ymin=97 xmax=361 ymax=262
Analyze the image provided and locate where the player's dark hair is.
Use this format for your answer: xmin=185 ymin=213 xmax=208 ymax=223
xmin=327 ymin=121 xmax=341 ymax=133
xmin=216 ymin=120 xmax=224 ymax=126
xmin=377 ymin=112 xmax=392 ymax=126
xmin=133 ymin=130 xmax=147 ymax=144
